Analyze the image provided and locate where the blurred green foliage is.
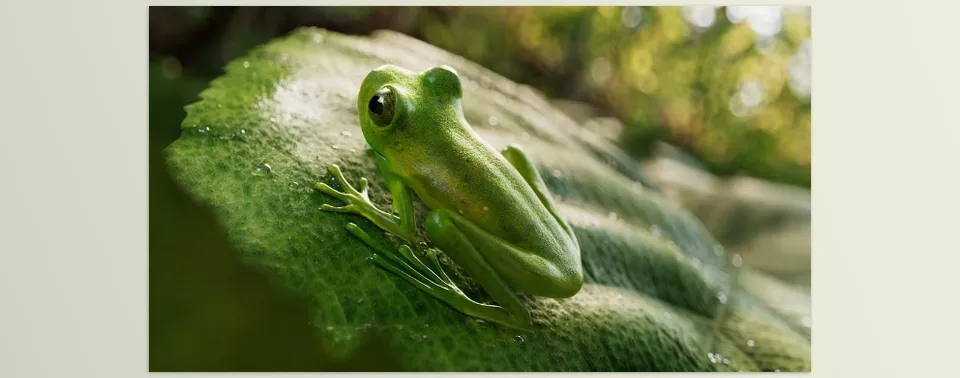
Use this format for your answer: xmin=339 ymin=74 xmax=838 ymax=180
xmin=151 ymin=6 xmax=810 ymax=187
xmin=411 ymin=6 xmax=812 ymax=187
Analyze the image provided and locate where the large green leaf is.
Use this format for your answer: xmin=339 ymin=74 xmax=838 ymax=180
xmin=163 ymin=28 xmax=810 ymax=372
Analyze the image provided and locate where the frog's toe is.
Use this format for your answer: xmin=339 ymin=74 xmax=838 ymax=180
xmin=357 ymin=177 xmax=369 ymax=194
xmin=315 ymin=182 xmax=348 ymax=199
xmin=327 ymin=164 xmax=351 ymax=184
xmin=320 ymin=203 xmax=356 ymax=213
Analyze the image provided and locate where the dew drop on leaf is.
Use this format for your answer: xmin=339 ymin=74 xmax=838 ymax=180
xmin=514 ymin=335 xmax=525 ymax=344
xmin=732 ymin=253 xmax=743 ymax=267
xmin=253 ymin=162 xmax=273 ymax=175
xmin=716 ymin=291 xmax=728 ymax=304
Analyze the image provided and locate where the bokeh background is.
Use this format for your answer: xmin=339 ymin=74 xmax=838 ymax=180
xmin=150 ymin=6 xmax=811 ymax=187
xmin=149 ymin=6 xmax=811 ymax=371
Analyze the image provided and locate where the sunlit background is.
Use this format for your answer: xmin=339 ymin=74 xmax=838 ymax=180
xmin=150 ymin=6 xmax=811 ymax=188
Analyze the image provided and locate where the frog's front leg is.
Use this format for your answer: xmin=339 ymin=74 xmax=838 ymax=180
xmin=315 ymin=164 xmax=416 ymax=241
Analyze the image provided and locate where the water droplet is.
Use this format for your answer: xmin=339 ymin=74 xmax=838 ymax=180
xmin=650 ymin=225 xmax=662 ymax=238
xmin=269 ymin=117 xmax=277 ymax=123
xmin=349 ymin=148 xmax=357 ymax=153
xmin=253 ymin=162 xmax=273 ymax=175
xmin=365 ymin=254 xmax=375 ymax=262
xmin=514 ymin=335 xmax=525 ymax=344
xmin=216 ymin=103 xmax=222 ymax=109
xmin=341 ymin=130 xmax=353 ymax=137
xmin=289 ymin=181 xmax=301 ymax=190
xmin=716 ymin=291 xmax=728 ymax=304
xmin=708 ymin=352 xmax=720 ymax=363
xmin=418 ymin=241 xmax=428 ymax=249
xmin=332 ymin=145 xmax=339 ymax=150
xmin=474 ymin=318 xmax=486 ymax=324
xmin=423 ymin=323 xmax=429 ymax=328
xmin=197 ymin=126 xmax=210 ymax=134
xmin=242 ymin=61 xmax=250 ymax=68
xmin=747 ymin=339 xmax=755 ymax=348
xmin=732 ymin=254 xmax=743 ymax=267
xmin=551 ymin=169 xmax=563 ymax=178
xmin=488 ymin=116 xmax=499 ymax=126
xmin=418 ymin=334 xmax=428 ymax=343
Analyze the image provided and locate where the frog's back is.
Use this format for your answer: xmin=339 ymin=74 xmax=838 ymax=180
xmin=401 ymin=128 xmax=568 ymax=254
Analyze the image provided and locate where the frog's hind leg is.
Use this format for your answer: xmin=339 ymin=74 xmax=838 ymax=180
xmin=421 ymin=209 xmax=535 ymax=329
xmin=345 ymin=223 xmax=522 ymax=328
xmin=345 ymin=223 xmax=458 ymax=296
xmin=499 ymin=144 xmax=578 ymax=242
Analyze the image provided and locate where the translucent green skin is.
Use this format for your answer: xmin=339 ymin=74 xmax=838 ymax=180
xmin=316 ymin=65 xmax=583 ymax=329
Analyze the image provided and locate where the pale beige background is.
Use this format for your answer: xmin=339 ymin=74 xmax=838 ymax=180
xmin=2 ymin=0 xmax=958 ymax=377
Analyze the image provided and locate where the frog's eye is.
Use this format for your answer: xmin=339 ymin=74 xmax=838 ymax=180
xmin=368 ymin=87 xmax=396 ymax=127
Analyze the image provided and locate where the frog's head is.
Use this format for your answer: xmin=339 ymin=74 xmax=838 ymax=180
xmin=356 ymin=64 xmax=465 ymax=154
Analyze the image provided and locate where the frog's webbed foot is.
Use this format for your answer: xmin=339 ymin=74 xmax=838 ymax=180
xmin=345 ymin=224 xmax=464 ymax=297
xmin=315 ymin=164 xmax=376 ymax=215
